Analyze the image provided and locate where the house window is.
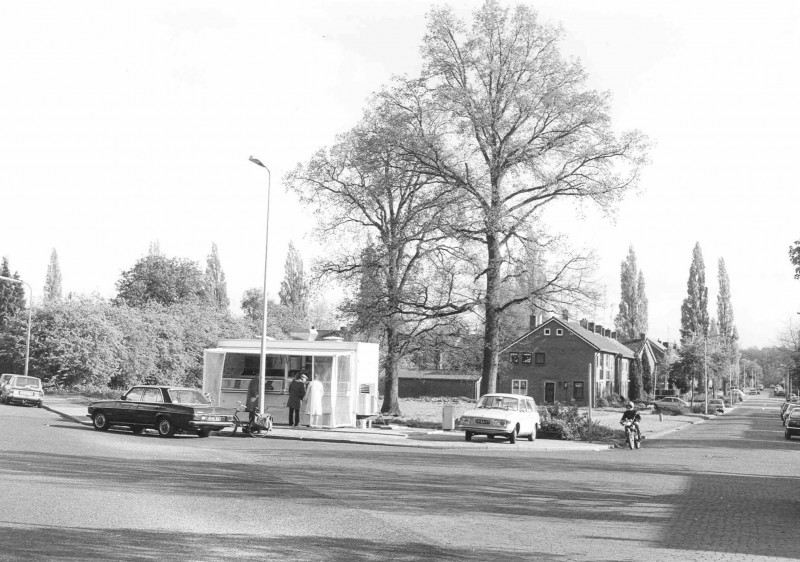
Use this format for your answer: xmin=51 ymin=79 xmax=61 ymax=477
xmin=521 ymin=352 xmax=532 ymax=364
xmin=534 ymin=352 xmax=545 ymax=365
xmin=556 ymin=329 xmax=563 ymax=336
xmin=543 ymin=328 xmax=551 ymax=336
xmin=511 ymin=379 xmax=528 ymax=395
xmin=509 ymin=352 xmax=519 ymax=364
xmin=573 ymin=381 xmax=585 ymax=401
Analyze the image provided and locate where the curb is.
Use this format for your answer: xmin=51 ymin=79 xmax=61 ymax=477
xmin=42 ymin=403 xmax=91 ymax=426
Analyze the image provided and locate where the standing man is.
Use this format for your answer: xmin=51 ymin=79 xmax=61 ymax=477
xmin=286 ymin=372 xmax=307 ymax=427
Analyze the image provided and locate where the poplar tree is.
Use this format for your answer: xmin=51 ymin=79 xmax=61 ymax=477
xmin=44 ymin=248 xmax=63 ymax=302
xmin=680 ymin=243 xmax=710 ymax=343
xmin=614 ymin=246 xmax=648 ymax=340
xmin=204 ymin=242 xmax=230 ymax=311
xmin=278 ymin=241 xmax=310 ymax=316
xmin=716 ymin=257 xmax=738 ymax=358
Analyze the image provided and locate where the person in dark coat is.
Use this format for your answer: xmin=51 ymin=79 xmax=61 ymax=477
xmin=287 ymin=372 xmax=307 ymax=427
xmin=245 ymin=375 xmax=261 ymax=427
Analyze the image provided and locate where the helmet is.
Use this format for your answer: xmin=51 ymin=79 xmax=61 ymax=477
xmin=626 ymin=402 xmax=634 ymax=408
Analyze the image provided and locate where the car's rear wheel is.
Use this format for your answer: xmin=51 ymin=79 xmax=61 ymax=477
xmin=130 ymin=426 xmax=144 ymax=434
xmin=508 ymin=427 xmax=517 ymax=444
xmin=197 ymin=427 xmax=212 ymax=438
xmin=529 ymin=425 xmax=538 ymax=442
xmin=92 ymin=411 xmax=111 ymax=431
xmin=465 ymin=431 xmax=473 ymax=441
xmin=156 ymin=417 xmax=176 ymax=438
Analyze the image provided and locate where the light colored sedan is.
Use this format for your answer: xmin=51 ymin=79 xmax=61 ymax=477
xmin=459 ymin=393 xmax=540 ymax=444
xmin=654 ymin=396 xmax=690 ymax=413
xmin=708 ymin=398 xmax=726 ymax=414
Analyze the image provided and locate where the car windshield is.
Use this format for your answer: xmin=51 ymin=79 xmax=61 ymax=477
xmin=790 ymin=409 xmax=800 ymax=418
xmin=13 ymin=377 xmax=41 ymax=388
xmin=477 ymin=396 xmax=519 ymax=411
xmin=168 ymin=389 xmax=209 ymax=405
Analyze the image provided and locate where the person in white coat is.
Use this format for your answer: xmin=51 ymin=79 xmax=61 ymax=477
xmin=304 ymin=376 xmax=324 ymax=428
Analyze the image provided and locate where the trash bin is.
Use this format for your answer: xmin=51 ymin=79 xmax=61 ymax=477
xmin=442 ymin=404 xmax=455 ymax=431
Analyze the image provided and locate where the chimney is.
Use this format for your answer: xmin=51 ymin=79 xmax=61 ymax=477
xmin=639 ymin=332 xmax=646 ymax=340
xmin=604 ymin=329 xmax=611 ymax=338
xmin=561 ymin=308 xmax=569 ymax=321
xmin=580 ymin=318 xmax=588 ymax=328
xmin=611 ymin=331 xmax=617 ymax=340
xmin=595 ymin=324 xmax=603 ymax=334
xmin=529 ymin=314 xmax=538 ymax=330
xmin=587 ymin=321 xmax=595 ymax=332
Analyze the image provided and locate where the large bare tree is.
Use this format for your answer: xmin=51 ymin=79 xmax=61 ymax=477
xmin=286 ymin=100 xmax=470 ymax=414
xmin=383 ymin=1 xmax=648 ymax=394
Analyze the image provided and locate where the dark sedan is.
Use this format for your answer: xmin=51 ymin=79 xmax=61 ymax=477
xmin=87 ymin=386 xmax=235 ymax=438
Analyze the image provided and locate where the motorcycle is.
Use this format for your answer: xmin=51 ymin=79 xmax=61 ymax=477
xmin=621 ymin=419 xmax=642 ymax=449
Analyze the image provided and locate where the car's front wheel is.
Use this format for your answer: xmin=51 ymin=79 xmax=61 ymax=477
xmin=92 ymin=411 xmax=111 ymax=431
xmin=465 ymin=430 xmax=473 ymax=442
xmin=528 ymin=424 xmax=538 ymax=442
xmin=508 ymin=427 xmax=517 ymax=444
xmin=156 ymin=417 xmax=176 ymax=438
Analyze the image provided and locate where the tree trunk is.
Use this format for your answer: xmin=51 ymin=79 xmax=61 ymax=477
xmin=381 ymin=325 xmax=402 ymax=416
xmin=479 ymin=231 xmax=501 ymax=396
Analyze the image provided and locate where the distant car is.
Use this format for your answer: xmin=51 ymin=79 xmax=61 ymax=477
xmin=708 ymin=398 xmax=726 ymax=414
xmin=653 ymin=397 xmax=690 ymax=413
xmin=775 ymin=388 xmax=786 ymax=397
xmin=0 ymin=375 xmax=44 ymax=407
xmin=87 ymin=385 xmax=235 ymax=438
xmin=459 ymin=393 xmax=540 ymax=444
xmin=785 ymin=409 xmax=800 ymax=440
xmin=748 ymin=388 xmax=760 ymax=395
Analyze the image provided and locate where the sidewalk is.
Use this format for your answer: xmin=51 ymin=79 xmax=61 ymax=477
xmin=41 ymin=395 xmax=706 ymax=451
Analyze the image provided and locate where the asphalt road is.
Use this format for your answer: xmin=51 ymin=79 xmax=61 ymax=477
xmin=0 ymin=396 xmax=798 ymax=561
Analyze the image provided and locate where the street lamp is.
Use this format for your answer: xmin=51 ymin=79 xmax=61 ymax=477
xmin=0 ymin=275 xmax=32 ymax=378
xmin=249 ymin=156 xmax=271 ymax=416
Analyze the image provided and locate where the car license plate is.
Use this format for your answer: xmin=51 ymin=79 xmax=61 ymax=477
xmin=21 ymin=391 xmax=34 ymax=397
xmin=476 ymin=419 xmax=489 ymax=424
xmin=207 ymin=416 xmax=222 ymax=422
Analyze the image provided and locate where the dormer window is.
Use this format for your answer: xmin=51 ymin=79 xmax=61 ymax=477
xmin=543 ymin=328 xmax=551 ymax=336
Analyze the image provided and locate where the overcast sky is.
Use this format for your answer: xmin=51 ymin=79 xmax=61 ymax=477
xmin=1 ymin=1 xmax=798 ymax=348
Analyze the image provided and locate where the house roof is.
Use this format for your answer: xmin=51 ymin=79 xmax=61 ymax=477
xmin=398 ymin=369 xmax=481 ymax=381
xmin=622 ymin=336 xmax=667 ymax=360
xmin=501 ymin=317 xmax=635 ymax=358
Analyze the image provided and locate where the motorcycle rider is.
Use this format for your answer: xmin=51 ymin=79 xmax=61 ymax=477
xmin=620 ymin=402 xmax=642 ymax=441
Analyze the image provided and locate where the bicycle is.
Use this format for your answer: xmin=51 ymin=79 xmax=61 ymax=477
xmin=229 ymin=402 xmax=273 ymax=438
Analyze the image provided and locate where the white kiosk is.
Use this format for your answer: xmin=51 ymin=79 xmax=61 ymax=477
xmin=203 ymin=337 xmax=379 ymax=428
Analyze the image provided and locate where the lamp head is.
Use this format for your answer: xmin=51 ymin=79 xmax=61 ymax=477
xmin=249 ymin=155 xmax=265 ymax=168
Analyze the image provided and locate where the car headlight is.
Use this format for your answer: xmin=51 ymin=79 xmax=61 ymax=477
xmin=492 ymin=419 xmax=509 ymax=427
xmin=460 ymin=417 xmax=470 ymax=425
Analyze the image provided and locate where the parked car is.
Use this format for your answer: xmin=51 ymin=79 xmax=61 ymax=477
xmin=727 ymin=389 xmax=745 ymax=402
xmin=459 ymin=393 xmax=540 ymax=444
xmin=653 ymin=396 xmax=690 ymax=413
xmin=748 ymin=388 xmax=760 ymax=395
xmin=781 ymin=403 xmax=800 ymax=425
xmin=87 ymin=385 xmax=235 ymax=438
xmin=785 ymin=409 xmax=800 ymax=440
xmin=708 ymin=398 xmax=726 ymax=414
xmin=0 ymin=375 xmax=44 ymax=407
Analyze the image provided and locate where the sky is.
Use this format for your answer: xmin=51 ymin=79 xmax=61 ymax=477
xmin=1 ymin=0 xmax=798 ymax=348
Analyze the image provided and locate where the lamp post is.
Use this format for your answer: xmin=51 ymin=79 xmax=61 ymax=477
xmin=249 ymin=156 xmax=271 ymax=416
xmin=0 ymin=275 xmax=32 ymax=378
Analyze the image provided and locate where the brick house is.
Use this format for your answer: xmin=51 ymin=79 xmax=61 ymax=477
xmin=499 ymin=316 xmax=635 ymax=406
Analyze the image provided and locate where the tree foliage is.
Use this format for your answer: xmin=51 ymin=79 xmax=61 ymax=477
xmin=614 ymin=246 xmax=648 ymax=340
xmin=115 ymin=254 xmax=207 ymax=308
xmin=790 ymin=240 xmax=800 ymax=279
xmin=680 ymin=243 xmax=709 ymax=343
xmin=44 ymin=248 xmax=63 ymax=302
xmin=716 ymin=257 xmax=738 ymax=358
xmin=286 ymin=96 xmax=470 ymax=415
xmin=381 ymin=1 xmax=648 ymax=394
xmin=204 ymin=242 xmax=230 ymax=311
xmin=279 ymin=241 xmax=310 ymax=316
xmin=0 ymin=257 xmax=26 ymax=331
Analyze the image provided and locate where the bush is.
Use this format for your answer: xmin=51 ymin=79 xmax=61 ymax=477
xmin=537 ymin=402 xmax=617 ymax=441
